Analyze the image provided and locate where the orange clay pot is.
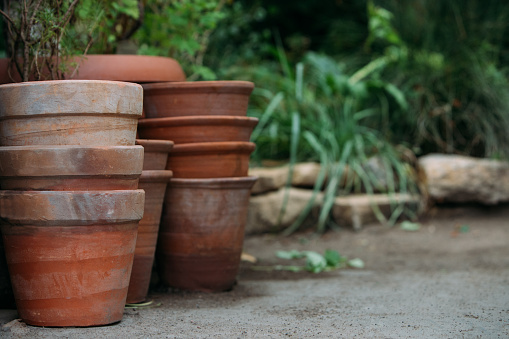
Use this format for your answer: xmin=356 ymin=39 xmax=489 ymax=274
xmin=135 ymin=139 xmax=174 ymax=170
xmin=0 ymin=145 xmax=143 ymax=191
xmin=126 ymin=170 xmax=173 ymax=304
xmin=0 ymin=189 xmax=145 ymax=327
xmin=166 ymin=142 xmax=256 ymax=178
xmin=156 ymin=177 xmax=257 ymax=292
xmin=137 ymin=116 xmax=259 ymax=144
xmin=141 ymin=81 xmax=254 ymax=119
xmin=0 ymin=80 xmax=142 ymax=146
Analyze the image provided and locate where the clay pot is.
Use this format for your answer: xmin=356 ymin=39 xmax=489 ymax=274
xmin=137 ymin=116 xmax=259 ymax=144
xmin=156 ymin=177 xmax=257 ymax=292
xmin=167 ymin=142 xmax=256 ymax=178
xmin=0 ymin=189 xmax=145 ymax=327
xmin=0 ymin=80 xmax=142 ymax=146
xmin=126 ymin=170 xmax=173 ymax=304
xmin=135 ymin=139 xmax=174 ymax=170
xmin=142 ymin=81 xmax=254 ymax=119
xmin=0 ymin=145 xmax=144 ymax=191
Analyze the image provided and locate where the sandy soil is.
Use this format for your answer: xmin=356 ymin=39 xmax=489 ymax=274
xmin=1 ymin=205 xmax=508 ymax=338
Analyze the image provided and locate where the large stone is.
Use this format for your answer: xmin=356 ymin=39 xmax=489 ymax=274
xmin=245 ymin=188 xmax=323 ymax=234
xmin=418 ymin=154 xmax=509 ymax=205
xmin=332 ymin=194 xmax=423 ymax=231
xmin=291 ymin=162 xmax=322 ymax=187
xmin=249 ymin=166 xmax=288 ymax=194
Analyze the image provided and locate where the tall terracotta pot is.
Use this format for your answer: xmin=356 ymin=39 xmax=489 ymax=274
xmin=0 ymin=189 xmax=145 ymax=327
xmin=156 ymin=176 xmax=257 ymax=292
xmin=0 ymin=80 xmax=142 ymax=146
xmin=142 ymin=81 xmax=254 ymax=119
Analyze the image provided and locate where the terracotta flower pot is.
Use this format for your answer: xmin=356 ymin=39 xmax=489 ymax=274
xmin=137 ymin=116 xmax=259 ymax=144
xmin=0 ymin=80 xmax=142 ymax=146
xmin=0 ymin=189 xmax=145 ymax=327
xmin=0 ymin=145 xmax=144 ymax=190
xmin=142 ymin=81 xmax=254 ymax=119
xmin=135 ymin=139 xmax=174 ymax=170
xmin=167 ymin=141 xmax=256 ymax=178
xmin=156 ymin=177 xmax=257 ymax=292
xmin=126 ymin=170 xmax=173 ymax=304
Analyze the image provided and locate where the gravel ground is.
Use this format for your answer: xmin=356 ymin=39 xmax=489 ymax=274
xmin=1 ymin=205 xmax=508 ymax=338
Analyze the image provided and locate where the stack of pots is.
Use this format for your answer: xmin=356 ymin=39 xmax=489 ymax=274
xmin=138 ymin=81 xmax=259 ymax=292
xmin=0 ymin=80 xmax=145 ymax=327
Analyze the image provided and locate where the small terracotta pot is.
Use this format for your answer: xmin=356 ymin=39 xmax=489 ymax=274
xmin=167 ymin=142 xmax=256 ymax=178
xmin=135 ymin=139 xmax=174 ymax=170
xmin=142 ymin=81 xmax=254 ymax=119
xmin=0 ymin=145 xmax=144 ymax=190
xmin=0 ymin=189 xmax=145 ymax=327
xmin=0 ymin=80 xmax=142 ymax=146
xmin=156 ymin=177 xmax=257 ymax=292
xmin=137 ymin=116 xmax=259 ymax=144
xmin=126 ymin=170 xmax=173 ymax=304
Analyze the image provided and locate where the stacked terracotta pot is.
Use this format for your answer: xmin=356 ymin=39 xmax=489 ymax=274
xmin=138 ymin=81 xmax=259 ymax=292
xmin=0 ymin=80 xmax=145 ymax=326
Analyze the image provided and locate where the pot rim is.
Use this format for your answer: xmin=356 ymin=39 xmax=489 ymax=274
xmin=137 ymin=116 xmax=259 ymax=128
xmin=135 ymin=139 xmax=174 ymax=153
xmin=141 ymin=80 xmax=254 ymax=94
xmin=140 ymin=170 xmax=173 ymax=183
xmin=170 ymin=141 xmax=256 ymax=155
xmin=0 ymin=79 xmax=143 ymax=88
xmin=168 ymin=176 xmax=258 ymax=189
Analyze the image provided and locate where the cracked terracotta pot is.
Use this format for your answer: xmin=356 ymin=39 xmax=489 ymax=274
xmin=156 ymin=176 xmax=257 ymax=292
xmin=135 ymin=139 xmax=174 ymax=170
xmin=0 ymin=80 xmax=142 ymax=146
xmin=0 ymin=189 xmax=145 ymax=327
xmin=0 ymin=145 xmax=144 ymax=190
xmin=166 ymin=141 xmax=256 ymax=178
xmin=137 ymin=116 xmax=259 ymax=144
xmin=142 ymin=81 xmax=254 ymax=119
xmin=127 ymin=170 xmax=173 ymax=304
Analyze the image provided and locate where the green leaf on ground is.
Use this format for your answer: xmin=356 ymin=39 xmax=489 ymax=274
xmin=347 ymin=258 xmax=365 ymax=269
xmin=400 ymin=221 xmax=421 ymax=231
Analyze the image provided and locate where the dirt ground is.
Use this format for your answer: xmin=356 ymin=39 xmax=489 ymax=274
xmin=1 ymin=205 xmax=508 ymax=338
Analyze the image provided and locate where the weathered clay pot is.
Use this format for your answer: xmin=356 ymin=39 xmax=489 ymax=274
xmin=135 ymin=139 xmax=174 ymax=170
xmin=0 ymin=189 xmax=145 ymax=327
xmin=0 ymin=80 xmax=142 ymax=146
xmin=0 ymin=145 xmax=144 ymax=190
xmin=137 ymin=116 xmax=259 ymax=144
xmin=167 ymin=142 xmax=256 ymax=178
xmin=142 ymin=81 xmax=254 ymax=119
xmin=156 ymin=177 xmax=257 ymax=292
xmin=127 ymin=170 xmax=173 ymax=304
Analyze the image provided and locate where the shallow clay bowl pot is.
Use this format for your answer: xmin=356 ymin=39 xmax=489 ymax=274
xmin=166 ymin=141 xmax=256 ymax=178
xmin=0 ymin=145 xmax=144 ymax=190
xmin=0 ymin=80 xmax=142 ymax=146
xmin=135 ymin=139 xmax=174 ymax=170
xmin=137 ymin=116 xmax=259 ymax=144
xmin=0 ymin=189 xmax=145 ymax=327
xmin=157 ymin=176 xmax=258 ymax=292
xmin=142 ymin=81 xmax=254 ymax=119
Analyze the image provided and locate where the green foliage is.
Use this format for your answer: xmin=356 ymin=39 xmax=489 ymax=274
xmin=270 ymin=249 xmax=363 ymax=273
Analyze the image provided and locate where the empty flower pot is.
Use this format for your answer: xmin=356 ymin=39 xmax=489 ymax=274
xmin=142 ymin=81 xmax=254 ymax=119
xmin=0 ymin=145 xmax=144 ymax=190
xmin=156 ymin=176 xmax=258 ymax=292
xmin=135 ymin=139 xmax=174 ymax=170
xmin=0 ymin=80 xmax=143 ymax=146
xmin=0 ymin=189 xmax=145 ymax=327
xmin=126 ymin=170 xmax=173 ymax=304
xmin=166 ymin=141 xmax=256 ymax=178
xmin=137 ymin=116 xmax=259 ymax=144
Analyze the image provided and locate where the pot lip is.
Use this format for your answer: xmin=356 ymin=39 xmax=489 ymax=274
xmin=170 ymin=141 xmax=256 ymax=155
xmin=0 ymin=79 xmax=143 ymax=89
xmin=141 ymin=80 xmax=254 ymax=94
xmin=137 ymin=115 xmax=259 ymax=128
xmin=135 ymin=139 xmax=174 ymax=152
xmin=140 ymin=170 xmax=173 ymax=183
xmin=0 ymin=145 xmax=144 ymax=151
xmin=168 ymin=176 xmax=258 ymax=188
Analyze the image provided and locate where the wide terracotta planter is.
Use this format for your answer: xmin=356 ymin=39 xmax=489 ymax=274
xmin=136 ymin=139 xmax=174 ymax=170
xmin=167 ymin=141 xmax=256 ymax=178
xmin=156 ymin=176 xmax=257 ymax=292
xmin=0 ymin=80 xmax=142 ymax=146
xmin=142 ymin=81 xmax=254 ymax=119
xmin=0 ymin=145 xmax=144 ymax=190
xmin=0 ymin=189 xmax=145 ymax=327
xmin=137 ymin=116 xmax=259 ymax=144
xmin=126 ymin=170 xmax=173 ymax=304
